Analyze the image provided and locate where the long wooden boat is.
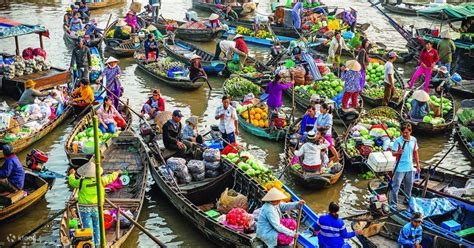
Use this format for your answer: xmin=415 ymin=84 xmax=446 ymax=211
xmin=88 ymin=0 xmax=126 ymax=10
xmin=135 ymin=54 xmax=207 ymax=90
xmin=191 ymin=0 xmax=258 ymax=17
xmin=147 ymin=18 xmax=225 ymax=42
xmin=62 ymin=26 xmax=102 ymax=48
xmin=64 ymin=103 xmax=133 ymax=168
xmin=342 ymin=107 xmax=402 ymax=172
xmin=454 ymin=100 xmax=474 ymax=162
xmin=447 ymin=80 xmax=474 ymax=99
xmin=103 ymin=19 xmax=145 ymax=57
xmin=401 ymin=90 xmax=455 ymax=134
xmin=222 ymin=27 xmax=294 ymax=47
xmin=369 ymin=178 xmax=474 ymax=247
xmin=60 ymin=131 xmax=149 ymax=247
xmin=284 ymin=119 xmax=344 ymax=189
xmin=0 ymin=106 xmax=72 ymax=159
xmin=163 ymin=39 xmax=226 ymax=74
xmin=223 ymin=19 xmax=300 ymax=38
xmin=0 ymin=171 xmax=49 ymax=222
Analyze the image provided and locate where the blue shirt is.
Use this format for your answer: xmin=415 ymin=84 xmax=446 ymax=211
xmin=398 ymin=222 xmax=422 ymax=246
xmin=299 ymin=114 xmax=317 ymax=134
xmin=409 ymin=99 xmax=429 ymax=121
xmin=314 ymin=112 xmax=332 ymax=136
xmin=256 ymin=202 xmax=299 ymax=247
xmin=182 ymin=124 xmax=196 ymax=141
xmin=392 ymin=136 xmax=418 ymax=172
xmin=143 ymin=39 xmax=159 ymax=51
xmin=316 ymin=214 xmax=355 ymax=248
xmin=0 ymin=155 xmax=25 ymax=189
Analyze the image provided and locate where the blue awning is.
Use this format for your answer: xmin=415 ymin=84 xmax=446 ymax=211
xmin=0 ymin=18 xmax=49 ymax=39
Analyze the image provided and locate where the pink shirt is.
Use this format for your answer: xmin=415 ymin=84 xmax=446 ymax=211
xmin=98 ymin=105 xmax=120 ymax=124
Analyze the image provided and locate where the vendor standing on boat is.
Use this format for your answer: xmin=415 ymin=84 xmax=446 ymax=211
xmin=340 ymin=60 xmax=362 ymax=111
xmin=266 ymin=74 xmax=293 ymax=131
xmin=0 ymin=144 xmax=25 ymax=194
xmin=383 ymin=51 xmax=397 ymax=106
xmin=96 ymin=57 xmax=122 ymax=109
xmin=70 ymin=38 xmax=92 ymax=82
xmin=315 ymin=202 xmax=363 ymax=247
xmin=213 ymin=39 xmax=247 ymax=64
xmin=398 ymin=212 xmax=423 ymax=248
xmin=408 ymin=41 xmax=439 ymax=92
xmin=234 ymin=34 xmax=249 ymax=65
xmin=68 ymin=162 xmax=121 ymax=248
xmin=215 ymin=95 xmax=239 ymax=144
xmin=256 ymin=187 xmax=304 ymax=247
xmin=189 ymin=55 xmax=207 ymax=82
xmin=294 ymin=131 xmax=330 ymax=172
xmin=357 ymin=39 xmax=370 ymax=89
xmin=328 ymin=30 xmax=350 ymax=70
xmin=17 ymin=80 xmax=50 ymax=107
xmin=390 ymin=123 xmax=420 ymax=209
xmin=437 ymin=31 xmax=455 ymax=75
xmin=141 ymin=89 xmax=165 ymax=120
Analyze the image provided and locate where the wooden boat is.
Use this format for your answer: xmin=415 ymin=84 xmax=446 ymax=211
xmin=60 ymin=131 xmax=149 ymax=247
xmin=222 ymin=27 xmax=295 ymax=47
xmin=369 ymin=179 xmax=474 ymax=247
xmin=163 ymin=39 xmax=226 ymax=74
xmin=135 ymin=53 xmax=207 ymax=90
xmin=64 ymin=103 xmax=133 ymax=168
xmin=454 ymin=100 xmax=474 ymax=162
xmin=342 ymin=107 xmax=402 ymax=172
xmin=223 ymin=19 xmax=300 ymax=38
xmin=284 ymin=119 xmax=344 ymax=189
xmin=62 ymin=26 xmax=103 ymax=48
xmin=103 ymin=19 xmax=145 ymax=57
xmin=401 ymin=90 xmax=455 ymax=134
xmin=191 ymin=0 xmax=258 ymax=17
xmin=0 ymin=171 xmax=49 ymax=222
xmin=87 ymin=0 xmax=126 ymax=10
xmin=148 ymin=18 xmax=225 ymax=42
xmin=0 ymin=106 xmax=72 ymax=159
xmin=447 ymin=80 xmax=474 ymax=99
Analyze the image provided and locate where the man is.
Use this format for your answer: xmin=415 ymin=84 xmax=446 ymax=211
xmin=273 ymin=4 xmax=285 ymax=26
xmin=398 ymin=212 xmax=423 ymax=248
xmin=84 ymin=18 xmax=103 ymax=40
xmin=390 ymin=123 xmax=420 ymax=209
xmin=149 ymin=0 xmax=161 ymax=23
xmin=141 ymin=89 xmax=165 ymax=119
xmin=437 ymin=31 xmax=456 ymax=75
xmin=70 ymin=38 xmax=92 ymax=82
xmin=143 ymin=34 xmax=160 ymax=63
xmin=383 ymin=51 xmax=398 ymax=106
xmin=214 ymin=95 xmax=239 ymax=144
xmin=78 ymin=0 xmax=90 ymax=22
xmin=328 ymin=30 xmax=350 ymax=70
xmin=0 ymin=144 xmax=25 ymax=194
xmin=70 ymin=78 xmax=94 ymax=108
xmin=213 ymin=39 xmax=246 ymax=62
xmin=223 ymin=5 xmax=238 ymax=22
xmin=162 ymin=110 xmax=191 ymax=153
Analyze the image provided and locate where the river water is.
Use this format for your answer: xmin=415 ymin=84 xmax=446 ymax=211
xmin=0 ymin=0 xmax=471 ymax=247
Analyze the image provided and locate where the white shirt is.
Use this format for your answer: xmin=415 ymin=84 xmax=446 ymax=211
xmin=328 ymin=37 xmax=349 ymax=59
xmin=219 ymin=40 xmax=237 ymax=60
xmin=384 ymin=61 xmax=395 ymax=85
xmin=215 ymin=105 xmax=238 ymax=134
xmin=294 ymin=140 xmax=330 ymax=166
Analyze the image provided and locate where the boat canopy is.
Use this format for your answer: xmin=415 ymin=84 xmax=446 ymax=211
xmin=417 ymin=3 xmax=474 ymax=21
xmin=0 ymin=18 xmax=49 ymax=39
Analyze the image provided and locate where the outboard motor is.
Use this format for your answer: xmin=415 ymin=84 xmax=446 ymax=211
xmin=210 ymin=125 xmax=221 ymax=141
xmin=26 ymin=149 xmax=49 ymax=171
xmin=139 ymin=122 xmax=155 ymax=144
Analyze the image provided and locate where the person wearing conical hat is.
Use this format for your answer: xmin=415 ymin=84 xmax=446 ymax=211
xmin=96 ymin=56 xmax=122 ymax=109
xmin=409 ymin=90 xmax=430 ymax=122
xmin=437 ymin=31 xmax=455 ymax=76
xmin=294 ymin=130 xmax=330 ymax=172
xmin=256 ymin=187 xmax=305 ymax=247
xmin=189 ymin=54 xmax=207 ymax=82
xmin=208 ymin=13 xmax=221 ymax=32
xmin=17 ymin=80 xmax=50 ymax=107
xmin=341 ymin=60 xmax=362 ymax=110
xmin=124 ymin=10 xmax=139 ymax=33
xmin=68 ymin=162 xmax=122 ymax=248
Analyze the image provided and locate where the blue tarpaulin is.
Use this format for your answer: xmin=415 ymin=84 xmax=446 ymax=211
xmin=0 ymin=18 xmax=48 ymax=39
xmin=409 ymin=197 xmax=458 ymax=218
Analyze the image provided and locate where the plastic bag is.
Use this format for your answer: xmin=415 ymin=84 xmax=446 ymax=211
xmin=203 ymin=148 xmax=221 ymax=162
xmin=178 ymin=173 xmax=192 ymax=184
xmin=191 ymin=171 xmax=205 ymax=181
xmin=204 ymin=160 xmax=221 ymax=170
xmin=167 ymin=157 xmax=187 ymax=173
xmin=278 ymin=218 xmax=297 ymax=245
xmin=22 ymin=47 xmax=34 ymax=60
xmin=187 ymin=160 xmax=205 ymax=174
xmin=158 ymin=165 xmax=175 ymax=181
xmin=217 ymin=188 xmax=248 ymax=214
xmin=205 ymin=169 xmax=220 ymax=178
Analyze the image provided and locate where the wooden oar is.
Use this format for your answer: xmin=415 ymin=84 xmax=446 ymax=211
xmin=421 ymin=143 xmax=457 ymax=197
xmin=98 ymin=14 xmax=112 ymax=45
xmin=293 ymin=204 xmax=303 ymax=248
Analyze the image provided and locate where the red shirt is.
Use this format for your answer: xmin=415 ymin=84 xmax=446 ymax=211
xmin=419 ymin=48 xmax=439 ymax=67
xmin=235 ymin=38 xmax=249 ymax=54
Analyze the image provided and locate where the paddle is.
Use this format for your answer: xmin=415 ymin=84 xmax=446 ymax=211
xmin=293 ymin=204 xmax=303 ymax=248
xmin=420 ymin=143 xmax=457 ymax=197
xmin=419 ymin=161 xmax=474 ymax=179
xmin=387 ymin=140 xmax=408 ymax=191
xmin=98 ymin=14 xmax=113 ymax=45
xmin=193 ymin=75 xmax=212 ymax=91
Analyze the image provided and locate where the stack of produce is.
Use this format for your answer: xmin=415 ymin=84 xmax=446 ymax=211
xmin=2 ymin=56 xmax=50 ymax=79
xmin=167 ymin=157 xmax=192 ymax=184
xmin=365 ymin=62 xmax=401 ymax=87
xmin=144 ymin=58 xmax=186 ymax=78
xmin=186 ymin=160 xmax=205 ymax=181
xmin=457 ymin=108 xmax=474 ymax=153
xmin=72 ymin=128 xmax=121 ymax=154
xmin=240 ymin=104 xmax=271 ymax=129
xmin=3 ymin=64 xmax=15 ymax=79
xmin=457 ymin=108 xmax=474 ymax=126
xmin=180 ymin=21 xmax=207 ymax=29
xmin=363 ymin=87 xmax=402 ymax=100
xmin=106 ymin=26 xmax=131 ymax=39
xmin=90 ymin=54 xmax=102 ymax=81
xmin=223 ymin=77 xmax=262 ymax=99
xmin=223 ymin=152 xmax=275 ymax=185
xmin=203 ymin=148 xmax=221 ymax=178
xmin=459 ymin=126 xmax=474 ymax=153
xmin=293 ymin=72 xmax=344 ymax=100
xmin=235 ymin=26 xmax=274 ymax=39
xmin=225 ymin=208 xmax=251 ymax=231
xmin=406 ymin=95 xmax=452 ymax=125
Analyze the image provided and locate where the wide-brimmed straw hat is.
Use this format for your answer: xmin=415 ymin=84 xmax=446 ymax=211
xmin=307 ymin=131 xmax=316 ymax=140
xmin=209 ymin=13 xmax=219 ymax=21
xmin=105 ymin=56 xmax=119 ymax=64
xmin=190 ymin=54 xmax=202 ymax=60
xmin=262 ymin=187 xmax=288 ymax=202
xmin=346 ymin=60 xmax=361 ymax=71
xmin=233 ymin=34 xmax=244 ymax=40
xmin=25 ymin=80 xmax=36 ymax=88
xmin=146 ymin=25 xmax=157 ymax=32
xmin=117 ymin=19 xmax=127 ymax=27
xmin=441 ymin=31 xmax=451 ymax=39
xmin=77 ymin=161 xmax=103 ymax=178
xmin=413 ymin=90 xmax=430 ymax=102
xmin=438 ymin=66 xmax=448 ymax=74
xmin=186 ymin=116 xmax=198 ymax=126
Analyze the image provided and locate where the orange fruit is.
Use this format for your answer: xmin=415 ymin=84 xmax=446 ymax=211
xmin=255 ymin=113 xmax=261 ymax=120
xmin=249 ymin=109 xmax=256 ymax=115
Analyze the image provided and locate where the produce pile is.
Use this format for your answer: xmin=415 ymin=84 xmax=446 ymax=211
xmin=90 ymin=54 xmax=102 ymax=81
xmin=223 ymin=77 xmax=262 ymax=99
xmin=239 ymin=104 xmax=274 ymax=129
xmin=225 ymin=208 xmax=250 ymax=230
xmin=406 ymin=95 xmax=452 ymax=125
xmin=144 ymin=57 xmax=187 ymax=78
xmin=235 ymin=26 xmax=274 ymax=39
xmin=180 ymin=21 xmax=207 ymax=29
xmin=365 ymin=63 xmax=385 ymax=84
xmin=457 ymin=108 xmax=474 ymax=126
xmin=362 ymin=87 xmax=402 ymax=100
xmin=459 ymin=126 xmax=474 ymax=152
xmin=2 ymin=56 xmax=51 ymax=79
xmin=227 ymin=63 xmax=263 ymax=78
xmin=293 ymin=72 xmax=344 ymax=100
xmin=72 ymin=127 xmax=121 ymax=154
xmin=345 ymin=108 xmax=401 ymax=159
xmin=457 ymin=108 xmax=474 ymax=153
xmin=106 ymin=26 xmax=131 ymax=39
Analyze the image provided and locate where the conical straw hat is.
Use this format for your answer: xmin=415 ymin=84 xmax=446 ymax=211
xmin=262 ymin=187 xmax=287 ymax=202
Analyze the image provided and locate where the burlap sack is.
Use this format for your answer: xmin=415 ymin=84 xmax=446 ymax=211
xmin=154 ymin=111 xmax=172 ymax=133
xmin=217 ymin=188 xmax=248 ymax=214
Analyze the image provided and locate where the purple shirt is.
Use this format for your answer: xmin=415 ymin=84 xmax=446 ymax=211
xmin=341 ymin=70 xmax=362 ymax=93
xmin=102 ymin=65 xmax=122 ymax=93
xmin=266 ymin=81 xmax=292 ymax=108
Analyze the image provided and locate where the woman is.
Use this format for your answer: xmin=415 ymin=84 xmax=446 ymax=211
xmin=97 ymin=96 xmax=124 ymax=134
xmin=96 ymin=57 xmax=122 ymax=109
xmin=357 ymin=39 xmax=370 ymax=89
xmin=223 ymin=5 xmax=239 ymax=22
xmin=208 ymin=13 xmax=221 ymax=31
xmin=68 ymin=162 xmax=121 ymax=248
xmin=294 ymin=131 xmax=330 ymax=172
xmin=189 ymin=55 xmax=207 ymax=82
xmin=341 ymin=60 xmax=362 ymax=110
xmin=17 ymin=80 xmax=49 ymax=107
xmin=314 ymin=103 xmax=333 ymax=147
xmin=256 ymin=187 xmax=304 ymax=247
xmin=266 ymin=74 xmax=293 ymax=130
xmin=408 ymin=41 xmax=439 ymax=92
xmin=124 ymin=10 xmax=139 ymax=33
xmin=64 ymin=7 xmax=73 ymax=28
xmin=409 ymin=90 xmax=430 ymax=122
xmin=69 ymin=11 xmax=83 ymax=32
xmin=315 ymin=202 xmax=363 ymax=248
xmin=299 ymin=105 xmax=317 ymax=136
xmin=328 ymin=30 xmax=350 ymax=69
xmin=183 ymin=116 xmax=202 ymax=143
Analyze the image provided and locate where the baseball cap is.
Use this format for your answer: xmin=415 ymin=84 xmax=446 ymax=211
xmin=173 ymin=110 xmax=184 ymax=117
xmin=388 ymin=51 xmax=398 ymax=58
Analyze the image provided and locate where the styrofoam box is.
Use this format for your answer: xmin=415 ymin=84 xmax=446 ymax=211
xmin=367 ymin=152 xmax=395 ymax=172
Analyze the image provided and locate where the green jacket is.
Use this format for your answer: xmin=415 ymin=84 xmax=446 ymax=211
xmin=68 ymin=172 xmax=119 ymax=205
xmin=437 ymin=39 xmax=456 ymax=63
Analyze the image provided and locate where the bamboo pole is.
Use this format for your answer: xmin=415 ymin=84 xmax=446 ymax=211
xmin=93 ymin=116 xmax=107 ymax=248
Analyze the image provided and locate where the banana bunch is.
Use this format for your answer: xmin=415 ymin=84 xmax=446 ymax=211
xmin=236 ymin=26 xmax=251 ymax=35
xmin=255 ymin=30 xmax=273 ymax=39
